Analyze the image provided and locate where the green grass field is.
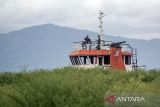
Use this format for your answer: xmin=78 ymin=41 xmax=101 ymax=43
xmin=0 ymin=67 xmax=160 ymax=107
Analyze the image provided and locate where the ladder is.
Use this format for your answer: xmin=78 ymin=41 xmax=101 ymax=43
xmin=131 ymin=48 xmax=138 ymax=70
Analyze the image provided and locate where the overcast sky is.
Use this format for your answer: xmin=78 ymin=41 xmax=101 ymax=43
xmin=0 ymin=0 xmax=160 ymax=40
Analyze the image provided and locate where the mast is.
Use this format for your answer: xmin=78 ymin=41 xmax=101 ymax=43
xmin=98 ymin=10 xmax=105 ymax=48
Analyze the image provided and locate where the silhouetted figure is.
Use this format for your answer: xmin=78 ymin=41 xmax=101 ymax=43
xmin=82 ymin=35 xmax=92 ymax=49
xmin=85 ymin=35 xmax=90 ymax=43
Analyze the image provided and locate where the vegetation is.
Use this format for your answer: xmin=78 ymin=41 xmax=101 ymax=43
xmin=0 ymin=67 xmax=160 ymax=107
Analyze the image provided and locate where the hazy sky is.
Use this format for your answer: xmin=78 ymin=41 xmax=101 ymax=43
xmin=0 ymin=0 xmax=160 ymax=40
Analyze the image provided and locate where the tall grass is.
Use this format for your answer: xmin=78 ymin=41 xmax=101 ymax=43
xmin=0 ymin=67 xmax=160 ymax=107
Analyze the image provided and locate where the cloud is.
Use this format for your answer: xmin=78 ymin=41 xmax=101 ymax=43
xmin=102 ymin=0 xmax=160 ymax=38
xmin=0 ymin=0 xmax=160 ymax=40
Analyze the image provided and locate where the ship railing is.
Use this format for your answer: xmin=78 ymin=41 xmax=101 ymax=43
xmin=73 ymin=40 xmax=112 ymax=50
xmin=121 ymin=47 xmax=132 ymax=53
xmin=73 ymin=41 xmax=97 ymax=50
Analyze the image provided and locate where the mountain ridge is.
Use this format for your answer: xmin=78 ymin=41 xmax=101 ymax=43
xmin=0 ymin=23 xmax=159 ymax=71
xmin=2 ymin=23 xmax=160 ymax=41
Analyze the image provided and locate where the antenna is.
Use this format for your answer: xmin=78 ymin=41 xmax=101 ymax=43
xmin=98 ymin=10 xmax=105 ymax=41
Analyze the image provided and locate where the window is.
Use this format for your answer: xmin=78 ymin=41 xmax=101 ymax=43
xmin=89 ymin=56 xmax=94 ymax=64
xmin=99 ymin=57 xmax=103 ymax=66
xmin=83 ymin=56 xmax=87 ymax=64
xmin=81 ymin=56 xmax=90 ymax=65
xmin=104 ymin=55 xmax=110 ymax=65
xmin=70 ymin=56 xmax=81 ymax=65
xmin=125 ymin=56 xmax=131 ymax=65
xmin=70 ymin=57 xmax=73 ymax=65
xmin=70 ymin=57 xmax=75 ymax=65
xmin=74 ymin=56 xmax=79 ymax=65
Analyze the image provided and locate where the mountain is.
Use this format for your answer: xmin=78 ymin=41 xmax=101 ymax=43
xmin=0 ymin=24 xmax=159 ymax=71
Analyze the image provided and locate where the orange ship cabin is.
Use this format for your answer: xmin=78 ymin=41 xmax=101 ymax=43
xmin=69 ymin=50 xmax=111 ymax=67
xmin=69 ymin=40 xmax=137 ymax=71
